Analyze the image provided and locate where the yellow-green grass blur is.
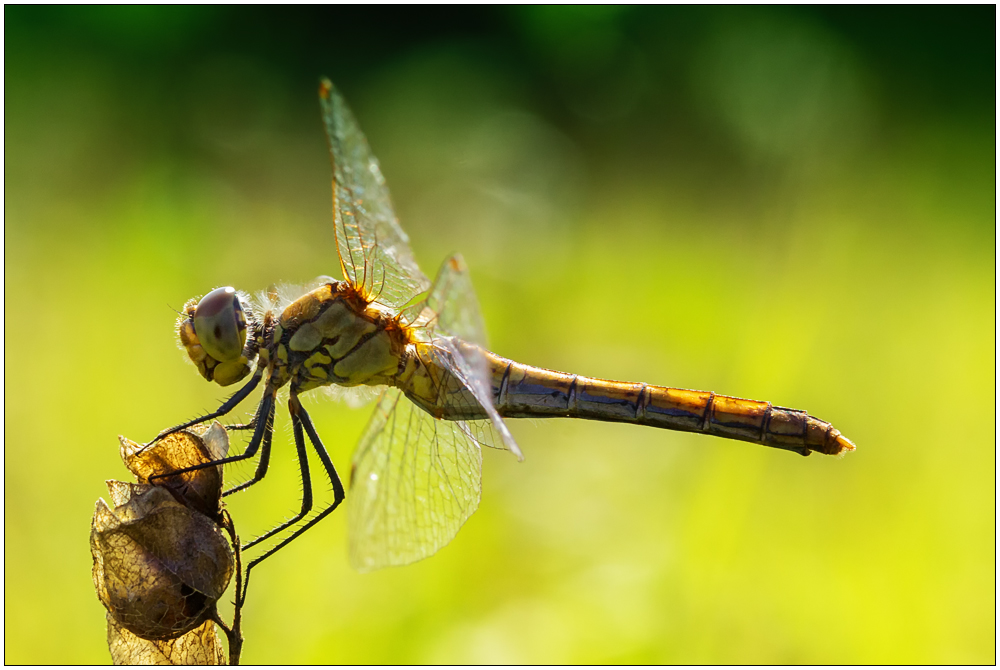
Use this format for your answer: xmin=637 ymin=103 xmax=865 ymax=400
xmin=5 ymin=6 xmax=994 ymax=664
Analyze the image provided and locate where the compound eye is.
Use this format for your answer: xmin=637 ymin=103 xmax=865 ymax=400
xmin=193 ymin=287 xmax=247 ymax=362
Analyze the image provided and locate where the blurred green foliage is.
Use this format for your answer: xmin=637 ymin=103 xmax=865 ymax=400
xmin=5 ymin=6 xmax=994 ymax=664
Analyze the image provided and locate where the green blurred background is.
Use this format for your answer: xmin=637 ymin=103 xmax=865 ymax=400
xmin=5 ymin=6 xmax=994 ymax=663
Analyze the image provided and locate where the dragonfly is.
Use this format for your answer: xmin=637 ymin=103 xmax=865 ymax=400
xmin=150 ymin=78 xmax=855 ymax=590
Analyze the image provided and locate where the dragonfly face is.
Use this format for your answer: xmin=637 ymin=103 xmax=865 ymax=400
xmin=178 ymin=287 xmax=257 ymax=387
xmin=193 ymin=287 xmax=247 ymax=362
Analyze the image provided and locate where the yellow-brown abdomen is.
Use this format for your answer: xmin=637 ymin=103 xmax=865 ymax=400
xmin=490 ymin=354 xmax=853 ymax=456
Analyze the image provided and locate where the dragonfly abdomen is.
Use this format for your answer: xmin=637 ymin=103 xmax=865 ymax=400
xmin=487 ymin=353 xmax=854 ymax=457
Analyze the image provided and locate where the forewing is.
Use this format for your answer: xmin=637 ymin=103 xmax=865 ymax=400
xmin=319 ymin=79 xmax=431 ymax=309
xmin=430 ymin=338 xmax=522 ymax=459
xmin=408 ymin=255 xmax=521 ymax=458
xmin=348 ymin=388 xmax=483 ymax=571
xmin=420 ymin=254 xmax=488 ymax=345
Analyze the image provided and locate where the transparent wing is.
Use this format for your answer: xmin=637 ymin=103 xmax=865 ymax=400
xmin=319 ymin=79 xmax=431 ymax=309
xmin=425 ymin=337 xmax=522 ymax=459
xmin=348 ymin=255 xmax=523 ymax=571
xmin=348 ymin=388 xmax=483 ymax=572
xmin=404 ymin=254 xmax=488 ymax=344
xmin=404 ymin=254 xmax=521 ymax=457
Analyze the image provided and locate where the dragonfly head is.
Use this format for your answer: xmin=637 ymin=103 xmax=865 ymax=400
xmin=178 ymin=287 xmax=256 ymax=386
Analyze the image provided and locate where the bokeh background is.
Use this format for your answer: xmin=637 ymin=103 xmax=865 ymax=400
xmin=5 ymin=6 xmax=994 ymax=664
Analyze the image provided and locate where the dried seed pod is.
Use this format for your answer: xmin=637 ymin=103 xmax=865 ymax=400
xmin=91 ymin=483 xmax=233 ymax=640
xmin=91 ymin=481 xmax=234 ymax=641
xmin=118 ymin=422 xmax=229 ymax=520
xmin=106 ymin=612 xmax=225 ymax=665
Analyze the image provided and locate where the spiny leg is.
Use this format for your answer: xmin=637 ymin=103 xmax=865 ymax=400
xmin=223 ymin=397 xmax=277 ymax=497
xmin=149 ymin=390 xmax=275 ymax=484
xmin=224 ymin=420 xmax=257 ymax=432
xmin=225 ymin=411 xmax=261 ymax=432
xmin=239 ymin=396 xmax=345 ymax=605
xmin=241 ymin=395 xmax=314 ymax=550
xmin=145 ymin=368 xmax=263 ymax=447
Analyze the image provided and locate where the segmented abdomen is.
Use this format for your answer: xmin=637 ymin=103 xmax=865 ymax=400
xmin=485 ymin=352 xmax=854 ymax=457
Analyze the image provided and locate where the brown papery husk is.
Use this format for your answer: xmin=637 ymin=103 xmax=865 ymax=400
xmin=91 ymin=482 xmax=233 ymax=641
xmin=118 ymin=422 xmax=229 ymax=520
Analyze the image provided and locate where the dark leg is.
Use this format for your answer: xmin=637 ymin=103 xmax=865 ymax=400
xmin=145 ymin=369 xmax=263 ymax=447
xmin=149 ymin=391 xmax=275 ymax=484
xmin=239 ymin=396 xmax=345 ymax=605
xmin=222 ymin=397 xmax=277 ymax=497
xmin=241 ymin=395 xmax=314 ymax=549
xmin=224 ymin=420 xmax=256 ymax=432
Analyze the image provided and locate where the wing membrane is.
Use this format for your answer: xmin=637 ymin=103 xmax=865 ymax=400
xmin=325 ymin=79 xmax=520 ymax=568
xmin=319 ymin=79 xmax=430 ymax=309
xmin=402 ymin=254 xmax=521 ymax=457
xmin=428 ymin=337 xmax=522 ymax=458
xmin=348 ymin=388 xmax=483 ymax=572
xmin=348 ymin=256 xmax=522 ymax=570
xmin=425 ymin=255 xmax=520 ymax=456
xmin=409 ymin=254 xmax=488 ymax=345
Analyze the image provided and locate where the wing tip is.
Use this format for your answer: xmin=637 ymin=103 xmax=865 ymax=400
xmin=319 ymin=77 xmax=334 ymax=101
xmin=505 ymin=432 xmax=525 ymax=461
xmin=446 ymin=253 xmax=467 ymax=273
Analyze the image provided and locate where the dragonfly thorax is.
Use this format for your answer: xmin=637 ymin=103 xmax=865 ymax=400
xmin=269 ymin=283 xmax=407 ymax=394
